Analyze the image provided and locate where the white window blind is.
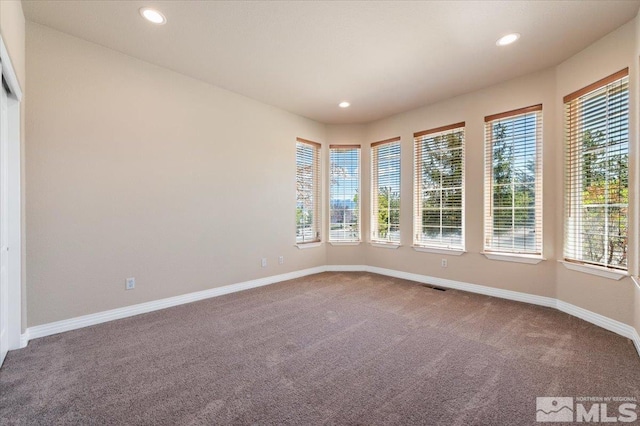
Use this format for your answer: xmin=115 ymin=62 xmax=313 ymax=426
xmin=296 ymin=138 xmax=321 ymax=244
xmin=371 ymin=138 xmax=401 ymax=244
xmin=564 ymin=69 xmax=629 ymax=270
xmin=484 ymin=105 xmax=543 ymax=255
xmin=330 ymin=145 xmax=361 ymax=242
xmin=413 ymin=123 xmax=465 ymax=250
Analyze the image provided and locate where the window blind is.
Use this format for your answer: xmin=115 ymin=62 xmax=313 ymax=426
xmin=296 ymin=138 xmax=321 ymax=244
xmin=371 ymin=138 xmax=401 ymax=244
xmin=564 ymin=69 xmax=629 ymax=270
xmin=484 ymin=105 xmax=543 ymax=255
xmin=413 ymin=123 xmax=465 ymax=250
xmin=329 ymin=145 xmax=361 ymax=242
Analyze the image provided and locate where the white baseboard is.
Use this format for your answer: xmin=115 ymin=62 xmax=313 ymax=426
xmin=19 ymin=264 xmax=640 ymax=359
xmin=23 ymin=266 xmax=325 ymax=343
xmin=19 ymin=333 xmax=28 ymax=348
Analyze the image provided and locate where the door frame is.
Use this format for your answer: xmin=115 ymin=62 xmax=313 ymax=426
xmin=0 ymin=35 xmax=23 ymax=363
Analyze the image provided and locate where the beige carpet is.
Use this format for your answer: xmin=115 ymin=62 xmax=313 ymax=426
xmin=1 ymin=272 xmax=638 ymax=425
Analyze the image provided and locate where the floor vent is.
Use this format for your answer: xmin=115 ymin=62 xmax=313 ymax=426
xmin=421 ymin=284 xmax=447 ymax=291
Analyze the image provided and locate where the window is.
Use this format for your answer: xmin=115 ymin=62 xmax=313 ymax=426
xmin=329 ymin=145 xmax=361 ymax=242
xmin=484 ymin=105 xmax=543 ymax=255
xmin=564 ymin=69 xmax=629 ymax=270
xmin=296 ymin=138 xmax=321 ymax=244
xmin=371 ymin=138 xmax=401 ymax=244
xmin=413 ymin=123 xmax=465 ymax=250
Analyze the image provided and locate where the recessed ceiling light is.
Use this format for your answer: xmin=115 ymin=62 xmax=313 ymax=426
xmin=339 ymin=101 xmax=350 ymax=108
xmin=140 ymin=8 xmax=167 ymax=25
xmin=496 ymin=33 xmax=520 ymax=46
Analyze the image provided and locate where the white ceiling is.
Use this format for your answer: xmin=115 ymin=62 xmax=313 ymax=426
xmin=23 ymin=1 xmax=640 ymax=124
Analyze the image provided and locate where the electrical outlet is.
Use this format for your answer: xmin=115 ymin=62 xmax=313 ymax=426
xmin=261 ymin=258 xmax=267 ymax=268
xmin=278 ymin=256 xmax=284 ymax=265
xmin=441 ymin=259 xmax=448 ymax=268
xmin=125 ymin=277 xmax=135 ymax=290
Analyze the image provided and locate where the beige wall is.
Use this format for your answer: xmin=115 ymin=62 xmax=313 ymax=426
xmin=26 ymin=23 xmax=326 ymax=326
xmin=0 ymin=0 xmax=26 ymax=332
xmin=24 ymin=15 xmax=640 ymax=334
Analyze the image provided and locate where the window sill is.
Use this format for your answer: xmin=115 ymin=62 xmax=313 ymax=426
xmin=329 ymin=241 xmax=361 ymax=246
xmin=296 ymin=242 xmax=322 ymax=249
xmin=482 ymin=252 xmax=544 ymax=264
xmin=370 ymin=242 xmax=401 ymax=249
xmin=559 ymin=261 xmax=628 ymax=281
xmin=412 ymin=246 xmax=465 ymax=256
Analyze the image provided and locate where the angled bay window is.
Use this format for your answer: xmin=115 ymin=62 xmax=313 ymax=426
xmin=413 ymin=123 xmax=465 ymax=251
xmin=296 ymin=138 xmax=321 ymax=244
xmin=329 ymin=145 xmax=361 ymax=242
xmin=371 ymin=138 xmax=401 ymax=244
xmin=564 ymin=69 xmax=629 ymax=270
xmin=484 ymin=105 xmax=543 ymax=255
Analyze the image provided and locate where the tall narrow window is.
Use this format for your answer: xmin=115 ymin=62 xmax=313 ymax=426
xmin=296 ymin=138 xmax=321 ymax=244
xmin=371 ymin=138 xmax=401 ymax=244
xmin=413 ymin=123 xmax=465 ymax=251
xmin=564 ymin=69 xmax=629 ymax=270
xmin=484 ymin=105 xmax=543 ymax=255
xmin=329 ymin=145 xmax=361 ymax=242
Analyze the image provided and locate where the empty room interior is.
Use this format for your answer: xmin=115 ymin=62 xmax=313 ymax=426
xmin=2 ymin=0 xmax=640 ymax=424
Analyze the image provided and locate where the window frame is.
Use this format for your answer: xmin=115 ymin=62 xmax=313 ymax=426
xmin=295 ymin=137 xmax=322 ymax=245
xmin=413 ymin=122 xmax=466 ymax=252
xmin=483 ymin=104 xmax=543 ymax=257
xmin=371 ymin=137 xmax=401 ymax=245
xmin=563 ymin=68 xmax=630 ymax=271
xmin=329 ymin=144 xmax=362 ymax=243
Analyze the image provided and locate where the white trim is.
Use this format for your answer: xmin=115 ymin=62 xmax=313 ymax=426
xmin=0 ymin=36 xmax=23 ymax=101
xmin=631 ymin=276 xmax=640 ymax=290
xmin=19 ymin=333 xmax=28 ymax=348
xmin=19 ymin=265 xmax=640 ymax=359
xmin=632 ymin=329 xmax=640 ymax=357
xmin=412 ymin=246 xmax=465 ymax=256
xmin=370 ymin=242 xmax=401 ymax=249
xmin=482 ymin=252 xmax=544 ymax=264
xmin=295 ymin=242 xmax=322 ymax=249
xmin=0 ymin=44 xmax=22 ymax=357
xmin=24 ymin=266 xmax=325 ymax=342
xmin=329 ymin=241 xmax=361 ymax=246
xmin=560 ymin=261 xmax=628 ymax=281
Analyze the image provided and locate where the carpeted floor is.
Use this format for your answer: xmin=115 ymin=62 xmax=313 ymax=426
xmin=1 ymin=272 xmax=639 ymax=425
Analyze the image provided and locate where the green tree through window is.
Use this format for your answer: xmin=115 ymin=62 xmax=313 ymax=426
xmin=413 ymin=123 xmax=465 ymax=250
xmin=296 ymin=139 xmax=321 ymax=243
xmin=565 ymin=71 xmax=629 ymax=269
xmin=484 ymin=106 xmax=542 ymax=255
xmin=371 ymin=139 xmax=401 ymax=243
